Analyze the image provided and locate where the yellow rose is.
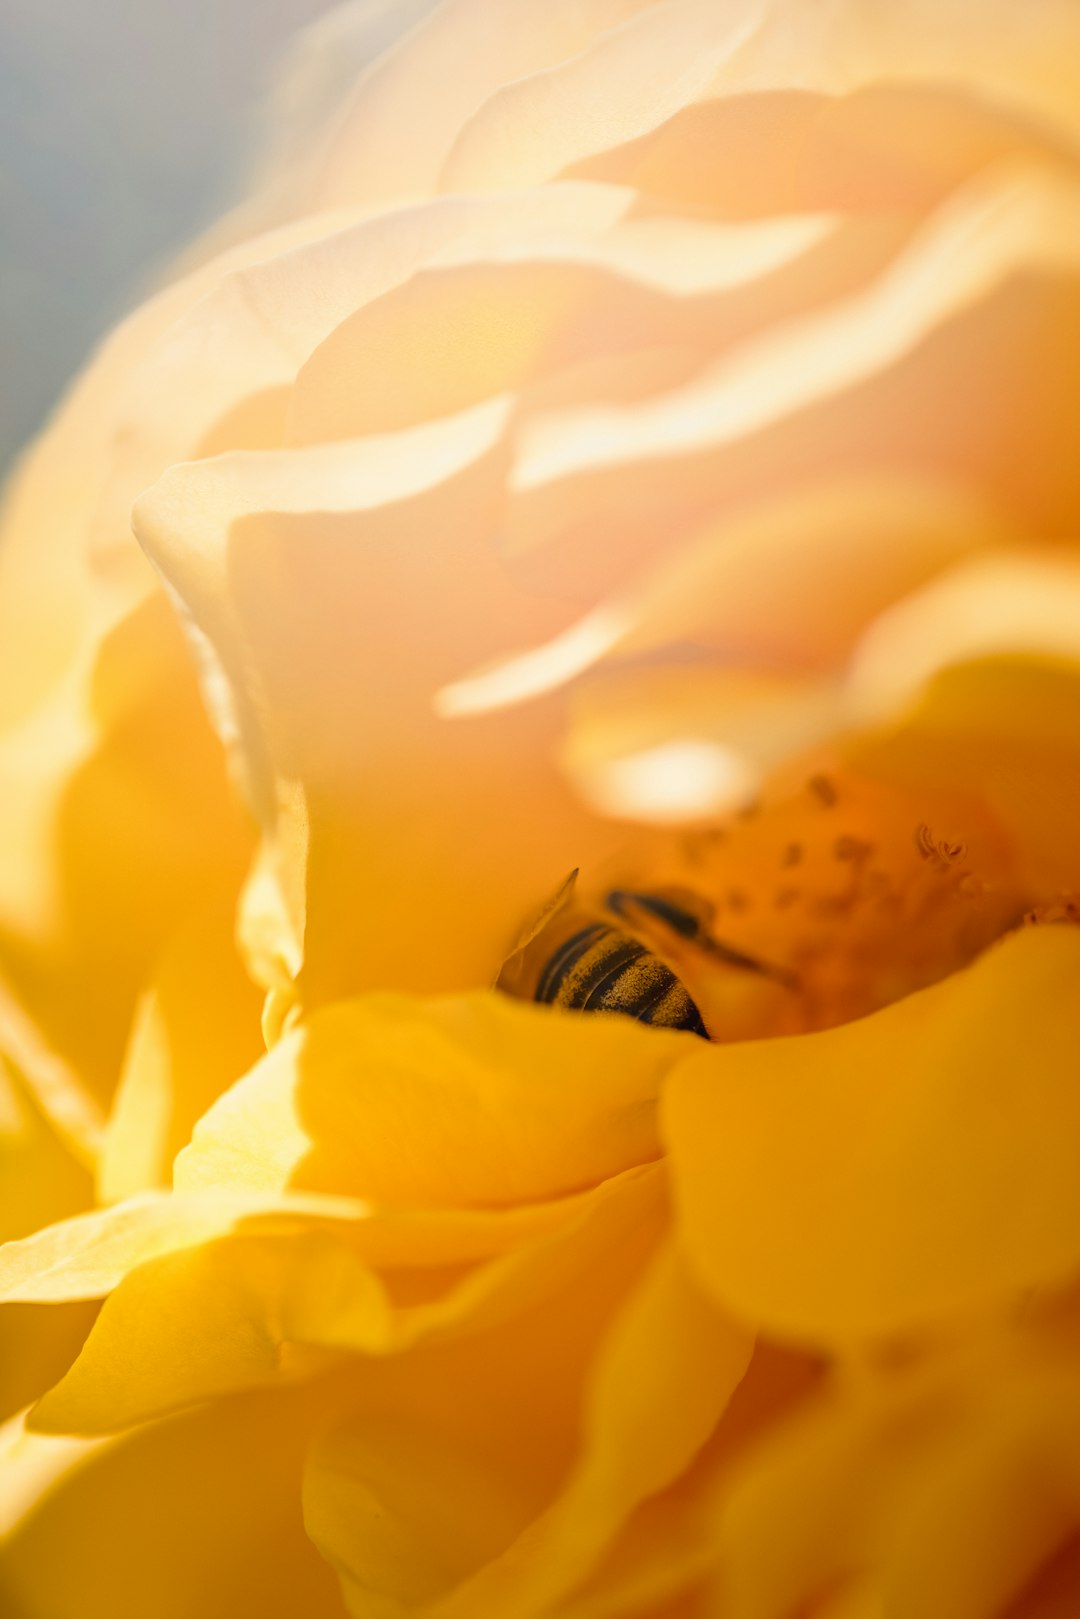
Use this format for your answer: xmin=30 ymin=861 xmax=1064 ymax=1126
xmin=4 ymin=2 xmax=1080 ymax=1617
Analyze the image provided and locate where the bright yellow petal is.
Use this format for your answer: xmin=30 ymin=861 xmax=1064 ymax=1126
xmin=0 ymin=1188 xmax=366 ymax=1304
xmin=0 ymin=1389 xmax=348 ymax=1619
xmin=710 ymin=1309 xmax=1080 ymax=1619
xmin=29 ymin=1165 xmax=664 ymax=1437
xmin=431 ymin=1240 xmax=751 ymax=1619
xmin=0 ymin=1301 xmax=98 ymax=1428
xmin=175 ymin=991 xmax=690 ymax=1207
xmin=664 ymin=926 xmax=1080 ymax=1343
xmin=0 ymin=1170 xmax=658 ymax=1311
xmin=303 ymin=1182 xmax=665 ymax=1617
xmin=98 ymin=895 xmax=263 ymax=1202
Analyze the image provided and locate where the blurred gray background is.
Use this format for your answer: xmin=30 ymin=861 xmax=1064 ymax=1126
xmin=0 ymin=0 xmax=343 ymax=479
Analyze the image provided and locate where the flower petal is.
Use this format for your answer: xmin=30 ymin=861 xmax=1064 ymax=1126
xmin=849 ymin=549 xmax=1080 ymax=724
xmin=664 ymin=926 xmax=1080 ymax=1343
xmin=302 ymin=1182 xmax=667 ymax=1616
xmin=0 ymin=1390 xmax=348 ymax=1619
xmin=429 ymin=1241 xmax=751 ymax=1619
xmin=176 ymin=990 xmax=691 ymax=1207
xmin=307 ymin=0 xmax=659 ymax=209
xmin=29 ymin=1165 xmax=664 ymax=1436
xmin=133 ymin=404 xmax=645 ymax=1008
xmin=854 ymin=656 xmax=1080 ymax=895
xmin=443 ymin=0 xmax=1080 ymax=197
xmin=438 ymin=477 xmax=1001 ymax=717
xmin=516 ymin=165 xmax=1080 ymax=489
xmin=288 ymin=211 xmax=832 ymax=445
xmin=711 ymin=1312 xmax=1080 ymax=1619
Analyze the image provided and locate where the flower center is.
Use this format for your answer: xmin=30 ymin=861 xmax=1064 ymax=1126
xmin=507 ymin=766 xmax=1029 ymax=1042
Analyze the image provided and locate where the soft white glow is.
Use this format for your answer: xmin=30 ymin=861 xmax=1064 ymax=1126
xmin=569 ymin=737 xmax=759 ymax=825
xmin=848 ymin=550 xmax=1080 ymax=722
xmin=434 ymin=608 xmax=625 ymax=717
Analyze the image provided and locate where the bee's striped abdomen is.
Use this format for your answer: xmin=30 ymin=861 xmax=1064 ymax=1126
xmin=534 ymin=922 xmax=708 ymax=1038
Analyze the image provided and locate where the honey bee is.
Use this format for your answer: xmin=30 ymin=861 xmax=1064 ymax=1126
xmin=533 ymin=917 xmax=709 ymax=1037
xmin=527 ymin=888 xmax=798 ymax=1040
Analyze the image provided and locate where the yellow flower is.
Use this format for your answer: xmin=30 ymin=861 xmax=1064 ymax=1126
xmin=4 ymin=2 xmax=1080 ymax=1616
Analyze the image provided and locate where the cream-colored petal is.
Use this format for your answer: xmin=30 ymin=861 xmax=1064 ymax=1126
xmin=849 ymin=549 xmax=1080 ymax=725
xmin=558 ymin=668 xmax=846 ymax=826
xmin=135 ymin=406 xmax=665 ymax=1006
xmin=288 ymin=211 xmax=832 ymax=444
xmin=516 ymin=165 xmax=1080 ymax=491
xmin=307 ymin=0 xmax=659 ymax=209
xmin=444 ymin=0 xmax=1080 ymax=197
xmin=440 ymin=0 xmax=768 ymax=195
xmin=438 ymin=478 xmax=999 ymax=717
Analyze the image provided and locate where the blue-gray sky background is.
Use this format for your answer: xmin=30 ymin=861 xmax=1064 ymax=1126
xmin=0 ymin=0 xmax=342 ymax=478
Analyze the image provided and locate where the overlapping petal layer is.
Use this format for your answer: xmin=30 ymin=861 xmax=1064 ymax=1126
xmin=664 ymin=926 xmax=1080 ymax=1343
xmin=4 ymin=0 xmax=1080 ymax=1614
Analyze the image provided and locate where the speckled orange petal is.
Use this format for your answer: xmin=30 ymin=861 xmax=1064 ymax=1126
xmin=664 ymin=926 xmax=1080 ymax=1344
xmin=855 ymin=657 xmax=1080 ymax=896
xmin=0 ymin=1390 xmax=349 ymax=1619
